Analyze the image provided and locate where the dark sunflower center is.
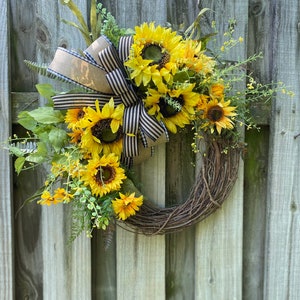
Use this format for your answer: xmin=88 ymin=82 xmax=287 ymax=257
xmin=77 ymin=109 xmax=85 ymax=120
xmin=207 ymin=105 xmax=224 ymax=122
xmin=159 ymin=95 xmax=183 ymax=118
xmin=91 ymin=118 xmax=123 ymax=143
xmin=142 ymin=43 xmax=170 ymax=68
xmin=95 ymin=166 xmax=116 ymax=185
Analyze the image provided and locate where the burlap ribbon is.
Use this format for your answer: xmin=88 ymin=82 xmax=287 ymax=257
xmin=47 ymin=36 xmax=168 ymax=165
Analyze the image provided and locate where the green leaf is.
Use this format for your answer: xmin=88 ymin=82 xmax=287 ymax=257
xmin=17 ymin=111 xmax=37 ymax=131
xmin=90 ymin=0 xmax=98 ymax=41
xmin=8 ymin=145 xmax=25 ymax=157
xmin=48 ymin=127 xmax=68 ymax=152
xmin=15 ymin=157 xmax=26 ymax=175
xmin=28 ymin=107 xmax=65 ymax=124
xmin=173 ymin=70 xmax=190 ymax=82
xmin=60 ymin=0 xmax=91 ymax=45
xmin=35 ymin=83 xmax=56 ymax=102
xmin=61 ymin=19 xmax=91 ymax=44
xmin=25 ymin=142 xmax=48 ymax=164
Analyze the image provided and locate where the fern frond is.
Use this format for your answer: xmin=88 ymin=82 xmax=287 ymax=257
xmin=24 ymin=60 xmax=50 ymax=77
xmin=102 ymin=223 xmax=115 ymax=250
xmin=68 ymin=201 xmax=91 ymax=244
xmin=10 ymin=140 xmax=38 ymax=154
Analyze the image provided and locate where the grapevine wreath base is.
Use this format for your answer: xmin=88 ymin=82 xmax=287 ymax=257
xmin=121 ymin=138 xmax=241 ymax=235
xmin=10 ymin=1 xmax=283 ymax=240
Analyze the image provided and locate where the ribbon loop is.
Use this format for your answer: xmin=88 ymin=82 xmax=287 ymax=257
xmin=48 ymin=35 xmax=168 ymax=165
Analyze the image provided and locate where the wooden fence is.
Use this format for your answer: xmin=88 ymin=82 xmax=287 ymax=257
xmin=1 ymin=0 xmax=299 ymax=299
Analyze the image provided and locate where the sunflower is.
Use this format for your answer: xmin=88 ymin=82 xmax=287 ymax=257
xmin=65 ymin=108 xmax=85 ymax=129
xmin=81 ymin=153 xmax=126 ymax=197
xmin=125 ymin=22 xmax=185 ymax=88
xmin=79 ymin=98 xmax=124 ymax=157
xmin=112 ymin=192 xmax=143 ymax=220
xmin=144 ymin=83 xmax=199 ymax=133
xmin=203 ymin=99 xmax=237 ymax=134
xmin=181 ymin=40 xmax=216 ymax=75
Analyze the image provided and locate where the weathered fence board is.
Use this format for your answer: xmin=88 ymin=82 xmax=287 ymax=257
xmin=165 ymin=130 xmax=196 ymax=299
xmin=0 ymin=0 xmax=13 ymax=299
xmin=194 ymin=1 xmax=246 ymax=299
xmin=10 ymin=1 xmax=91 ymax=298
xmin=243 ymin=1 xmax=273 ymax=298
xmin=244 ymin=127 xmax=269 ymax=300
xmin=108 ymin=3 xmax=167 ymax=298
xmin=116 ymin=144 xmax=166 ymax=300
xmin=264 ymin=1 xmax=300 ymax=299
xmin=3 ymin=0 xmax=300 ymax=299
xmin=165 ymin=3 xmax=199 ymax=299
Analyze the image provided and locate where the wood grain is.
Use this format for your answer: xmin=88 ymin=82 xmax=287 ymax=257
xmin=0 ymin=1 xmax=14 ymax=299
xmin=243 ymin=1 xmax=272 ymax=299
xmin=113 ymin=3 xmax=169 ymax=298
xmin=11 ymin=1 xmax=91 ymax=298
xmin=165 ymin=128 xmax=196 ymax=299
xmin=243 ymin=127 xmax=269 ymax=300
xmin=195 ymin=1 xmax=246 ymax=299
xmin=116 ymin=143 xmax=166 ymax=300
xmin=264 ymin=1 xmax=300 ymax=299
xmin=6 ymin=0 xmax=300 ymax=299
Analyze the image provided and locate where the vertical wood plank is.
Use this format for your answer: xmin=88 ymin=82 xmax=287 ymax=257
xmin=37 ymin=2 xmax=92 ymax=300
xmin=96 ymin=1 xmax=167 ymax=299
xmin=10 ymin=1 xmax=44 ymax=295
xmin=165 ymin=2 xmax=199 ymax=299
xmin=243 ymin=1 xmax=272 ymax=298
xmin=264 ymin=1 xmax=300 ymax=299
xmin=0 ymin=0 xmax=14 ymax=299
xmin=243 ymin=127 xmax=269 ymax=300
xmin=11 ymin=0 xmax=91 ymax=298
xmin=165 ymin=129 xmax=196 ymax=300
xmin=116 ymin=144 xmax=166 ymax=300
xmin=194 ymin=1 xmax=247 ymax=299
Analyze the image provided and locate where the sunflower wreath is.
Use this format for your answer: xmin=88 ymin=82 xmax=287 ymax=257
xmin=6 ymin=1 xmax=289 ymax=239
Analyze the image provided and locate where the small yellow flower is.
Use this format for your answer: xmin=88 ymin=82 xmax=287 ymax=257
xmin=112 ymin=192 xmax=143 ymax=220
xmin=209 ymin=82 xmax=225 ymax=99
xmin=68 ymin=128 xmax=84 ymax=145
xmin=37 ymin=190 xmax=59 ymax=206
xmin=53 ymin=188 xmax=73 ymax=203
xmin=247 ymin=83 xmax=254 ymax=90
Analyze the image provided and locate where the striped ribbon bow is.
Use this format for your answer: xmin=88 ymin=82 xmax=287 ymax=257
xmin=47 ymin=36 xmax=168 ymax=165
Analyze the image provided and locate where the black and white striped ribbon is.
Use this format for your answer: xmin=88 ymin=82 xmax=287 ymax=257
xmin=47 ymin=35 xmax=168 ymax=162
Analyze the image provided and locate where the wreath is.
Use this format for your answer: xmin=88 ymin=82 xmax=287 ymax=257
xmin=6 ymin=1 xmax=288 ymax=239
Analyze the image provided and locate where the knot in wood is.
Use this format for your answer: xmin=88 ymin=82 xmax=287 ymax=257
xmin=250 ymin=1 xmax=265 ymax=16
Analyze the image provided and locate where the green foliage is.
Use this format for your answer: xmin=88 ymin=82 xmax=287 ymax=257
xmin=60 ymin=0 xmax=91 ymax=45
xmin=7 ymin=94 xmax=68 ymax=172
xmin=24 ymin=60 xmax=50 ymax=77
xmin=96 ymin=3 xmax=126 ymax=47
xmin=68 ymin=179 xmax=117 ymax=241
xmin=60 ymin=0 xmax=125 ymax=46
